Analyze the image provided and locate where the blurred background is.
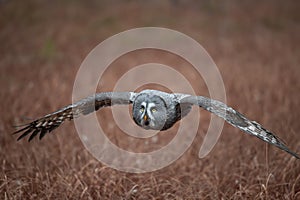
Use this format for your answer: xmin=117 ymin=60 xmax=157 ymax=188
xmin=1 ymin=0 xmax=300 ymax=199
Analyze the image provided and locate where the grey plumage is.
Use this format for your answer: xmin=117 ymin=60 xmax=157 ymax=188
xmin=13 ymin=89 xmax=300 ymax=159
xmin=13 ymin=92 xmax=133 ymax=141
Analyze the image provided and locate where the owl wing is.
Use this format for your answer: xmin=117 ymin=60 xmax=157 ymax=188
xmin=178 ymin=95 xmax=300 ymax=159
xmin=13 ymin=92 xmax=136 ymax=141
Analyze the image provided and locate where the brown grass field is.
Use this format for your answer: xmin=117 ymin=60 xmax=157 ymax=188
xmin=1 ymin=0 xmax=300 ymax=199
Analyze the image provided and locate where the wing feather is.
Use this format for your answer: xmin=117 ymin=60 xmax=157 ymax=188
xmin=13 ymin=92 xmax=135 ymax=141
xmin=180 ymin=95 xmax=300 ymax=159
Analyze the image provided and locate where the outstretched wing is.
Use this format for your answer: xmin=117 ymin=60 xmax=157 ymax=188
xmin=179 ymin=95 xmax=300 ymax=159
xmin=13 ymin=92 xmax=135 ymax=141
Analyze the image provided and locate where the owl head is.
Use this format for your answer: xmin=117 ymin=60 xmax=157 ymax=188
xmin=132 ymin=93 xmax=167 ymax=130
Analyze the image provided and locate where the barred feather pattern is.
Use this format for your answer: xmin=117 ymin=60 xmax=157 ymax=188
xmin=180 ymin=95 xmax=300 ymax=159
xmin=13 ymin=105 xmax=77 ymax=141
xmin=13 ymin=92 xmax=133 ymax=141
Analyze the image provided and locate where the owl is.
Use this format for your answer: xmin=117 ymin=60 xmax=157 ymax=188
xmin=13 ymin=89 xmax=300 ymax=159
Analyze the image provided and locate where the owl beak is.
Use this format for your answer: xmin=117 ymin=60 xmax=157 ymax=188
xmin=143 ymin=114 xmax=148 ymax=121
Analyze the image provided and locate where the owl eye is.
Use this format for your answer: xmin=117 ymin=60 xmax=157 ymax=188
xmin=140 ymin=107 xmax=145 ymax=113
xmin=151 ymin=108 xmax=157 ymax=113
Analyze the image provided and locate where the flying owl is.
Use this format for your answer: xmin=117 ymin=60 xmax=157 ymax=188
xmin=13 ymin=89 xmax=300 ymax=159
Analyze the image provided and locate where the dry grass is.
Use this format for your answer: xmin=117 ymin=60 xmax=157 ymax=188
xmin=1 ymin=0 xmax=300 ymax=199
